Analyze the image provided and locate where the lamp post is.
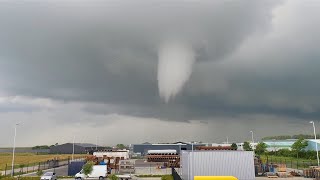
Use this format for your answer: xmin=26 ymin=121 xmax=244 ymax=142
xmin=250 ymin=131 xmax=254 ymax=144
xmin=72 ymin=136 xmax=75 ymax=161
xmin=11 ymin=123 xmax=19 ymax=176
xmin=310 ymin=121 xmax=319 ymax=166
xmin=250 ymin=131 xmax=255 ymax=151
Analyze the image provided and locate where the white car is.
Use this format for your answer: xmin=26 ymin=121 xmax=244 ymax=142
xmin=40 ymin=172 xmax=57 ymax=180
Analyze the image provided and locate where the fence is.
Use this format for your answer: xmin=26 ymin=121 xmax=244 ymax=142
xmin=2 ymin=157 xmax=84 ymax=177
xmin=265 ymin=156 xmax=318 ymax=170
xmin=171 ymin=168 xmax=182 ymax=180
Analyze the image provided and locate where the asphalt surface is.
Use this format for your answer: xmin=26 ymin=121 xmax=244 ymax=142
xmin=23 ymin=165 xmax=69 ymax=177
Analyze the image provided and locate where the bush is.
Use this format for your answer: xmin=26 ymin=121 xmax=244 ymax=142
xmin=36 ymin=170 xmax=43 ymax=176
xmin=161 ymin=175 xmax=174 ymax=180
xmin=108 ymin=174 xmax=118 ymax=180
xmin=82 ymin=161 xmax=94 ymax=176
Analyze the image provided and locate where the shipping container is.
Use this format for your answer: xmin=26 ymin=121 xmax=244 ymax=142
xmin=181 ymin=150 xmax=255 ymax=180
xmin=147 ymin=149 xmax=177 ymax=154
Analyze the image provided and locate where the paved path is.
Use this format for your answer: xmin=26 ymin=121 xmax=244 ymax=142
xmin=22 ymin=165 xmax=69 ymax=177
xmin=1 ymin=160 xmax=69 ymax=176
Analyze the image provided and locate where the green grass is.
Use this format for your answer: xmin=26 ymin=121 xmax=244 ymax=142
xmin=0 ymin=153 xmax=84 ymax=171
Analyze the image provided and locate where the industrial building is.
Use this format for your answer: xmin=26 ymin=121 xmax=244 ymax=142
xmin=132 ymin=142 xmax=206 ymax=155
xmin=263 ymin=140 xmax=296 ymax=151
xmin=304 ymin=139 xmax=320 ymax=151
xmin=261 ymin=139 xmax=320 ymax=151
xmin=50 ymin=143 xmax=104 ymax=154
xmin=180 ymin=150 xmax=255 ymax=180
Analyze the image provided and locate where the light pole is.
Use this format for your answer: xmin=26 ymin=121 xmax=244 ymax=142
xmin=72 ymin=136 xmax=75 ymax=161
xmin=250 ymin=131 xmax=255 ymax=152
xmin=96 ymin=136 xmax=98 ymax=151
xmin=11 ymin=123 xmax=19 ymax=176
xmin=310 ymin=121 xmax=320 ymax=166
xmin=250 ymin=131 xmax=254 ymax=143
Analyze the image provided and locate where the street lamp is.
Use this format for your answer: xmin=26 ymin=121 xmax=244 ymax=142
xmin=310 ymin=121 xmax=319 ymax=166
xmin=72 ymin=136 xmax=75 ymax=161
xmin=250 ymin=131 xmax=254 ymax=143
xmin=11 ymin=123 xmax=20 ymax=176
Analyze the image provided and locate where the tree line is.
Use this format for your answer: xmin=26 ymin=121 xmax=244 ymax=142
xmin=262 ymin=134 xmax=319 ymax=140
xmin=241 ymin=138 xmax=318 ymax=159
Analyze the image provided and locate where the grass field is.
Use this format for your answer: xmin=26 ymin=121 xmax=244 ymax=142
xmin=0 ymin=153 xmax=84 ymax=171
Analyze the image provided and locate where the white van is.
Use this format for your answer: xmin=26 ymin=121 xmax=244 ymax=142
xmin=75 ymin=165 xmax=107 ymax=180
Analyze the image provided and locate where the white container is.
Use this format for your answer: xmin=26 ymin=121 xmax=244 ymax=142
xmin=93 ymin=151 xmax=130 ymax=159
xmin=147 ymin=149 xmax=177 ymax=154
xmin=181 ymin=151 xmax=255 ymax=180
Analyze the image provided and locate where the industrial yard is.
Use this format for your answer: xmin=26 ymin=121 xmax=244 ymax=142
xmin=3 ymin=141 xmax=320 ymax=180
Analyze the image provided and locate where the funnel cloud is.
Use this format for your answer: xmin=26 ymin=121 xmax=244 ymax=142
xmin=1 ymin=0 xmax=320 ymax=146
xmin=158 ymin=41 xmax=195 ymax=102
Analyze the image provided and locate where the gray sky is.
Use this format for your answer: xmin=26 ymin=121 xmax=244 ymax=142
xmin=1 ymin=0 xmax=320 ymax=147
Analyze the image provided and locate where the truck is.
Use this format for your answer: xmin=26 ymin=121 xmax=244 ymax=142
xmin=75 ymin=165 xmax=107 ymax=180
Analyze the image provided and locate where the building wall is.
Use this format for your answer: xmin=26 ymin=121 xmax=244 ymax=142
xmin=305 ymin=140 xmax=320 ymax=151
xmin=50 ymin=143 xmax=86 ymax=154
xmin=181 ymin=151 xmax=255 ymax=180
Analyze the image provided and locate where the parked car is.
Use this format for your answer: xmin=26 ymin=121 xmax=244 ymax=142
xmin=40 ymin=172 xmax=57 ymax=180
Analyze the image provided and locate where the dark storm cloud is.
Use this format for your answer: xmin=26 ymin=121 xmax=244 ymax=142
xmin=1 ymin=0 xmax=320 ymax=123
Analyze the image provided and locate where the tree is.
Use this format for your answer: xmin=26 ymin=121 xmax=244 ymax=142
xmin=291 ymin=138 xmax=308 ymax=158
xmin=231 ymin=143 xmax=238 ymax=150
xmin=116 ymin=144 xmax=126 ymax=149
xmin=255 ymin=142 xmax=267 ymax=155
xmin=82 ymin=161 xmax=94 ymax=177
xmin=243 ymin=141 xmax=252 ymax=151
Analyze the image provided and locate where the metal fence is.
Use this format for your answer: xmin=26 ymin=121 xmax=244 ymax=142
xmin=2 ymin=157 xmax=84 ymax=177
xmin=266 ymin=156 xmax=317 ymax=170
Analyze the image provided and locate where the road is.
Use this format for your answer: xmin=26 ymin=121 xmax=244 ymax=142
xmin=23 ymin=165 xmax=69 ymax=177
xmin=1 ymin=160 xmax=70 ymax=176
